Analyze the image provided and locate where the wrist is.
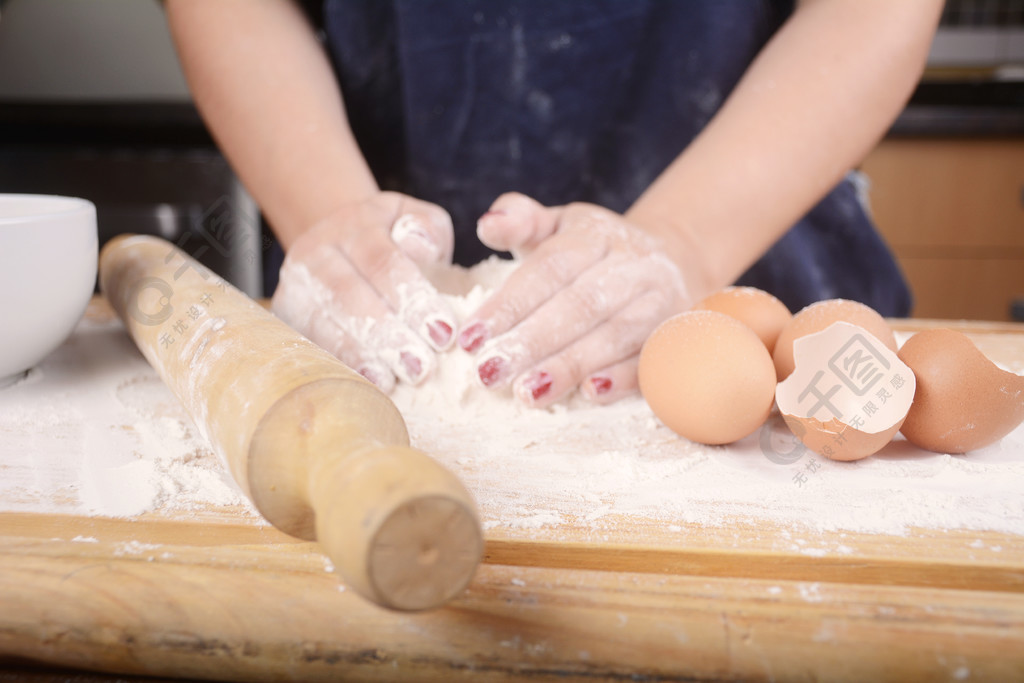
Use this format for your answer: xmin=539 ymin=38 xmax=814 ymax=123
xmin=625 ymin=203 xmax=717 ymax=304
xmin=276 ymin=184 xmax=381 ymax=251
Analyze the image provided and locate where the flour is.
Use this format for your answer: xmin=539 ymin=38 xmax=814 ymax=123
xmin=1 ymin=261 xmax=1023 ymax=543
xmin=80 ymin=414 xmax=247 ymax=517
xmin=0 ymin=318 xmax=253 ymax=519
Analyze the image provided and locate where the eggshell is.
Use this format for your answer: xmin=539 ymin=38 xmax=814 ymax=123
xmin=694 ymin=286 xmax=792 ymax=353
xmin=776 ymin=321 xmax=915 ymax=461
xmin=779 ymin=415 xmax=905 ymax=463
xmin=773 ymin=299 xmax=897 ymax=381
xmin=638 ymin=310 xmax=776 ymax=445
xmin=898 ymin=328 xmax=1024 ymax=454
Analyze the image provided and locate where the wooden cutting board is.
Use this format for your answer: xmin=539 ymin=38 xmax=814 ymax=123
xmin=2 ymin=299 xmax=1023 ymax=682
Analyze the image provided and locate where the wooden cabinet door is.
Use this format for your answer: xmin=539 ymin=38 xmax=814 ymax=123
xmin=861 ymin=138 xmax=1024 ymax=322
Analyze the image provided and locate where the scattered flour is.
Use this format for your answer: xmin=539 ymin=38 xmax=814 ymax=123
xmin=113 ymin=540 xmax=163 ymax=556
xmin=799 ymin=583 xmax=824 ymax=603
xmin=0 ymin=317 xmax=253 ymax=519
xmin=1 ymin=258 xmax=1023 ymax=543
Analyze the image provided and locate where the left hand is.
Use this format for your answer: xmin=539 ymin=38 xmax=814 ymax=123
xmin=457 ymin=193 xmax=695 ymax=407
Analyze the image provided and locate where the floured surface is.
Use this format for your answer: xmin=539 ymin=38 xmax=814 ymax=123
xmin=0 ymin=302 xmax=254 ymax=519
xmin=398 ymin=259 xmax=1024 ymax=540
xmin=392 ymin=274 xmax=1024 ymax=540
xmin=1 ymin=267 xmax=1023 ymax=546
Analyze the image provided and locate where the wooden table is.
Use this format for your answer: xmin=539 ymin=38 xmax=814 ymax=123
xmin=2 ymin=301 xmax=1023 ymax=682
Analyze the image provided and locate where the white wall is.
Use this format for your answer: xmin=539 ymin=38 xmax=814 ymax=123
xmin=0 ymin=0 xmax=191 ymax=100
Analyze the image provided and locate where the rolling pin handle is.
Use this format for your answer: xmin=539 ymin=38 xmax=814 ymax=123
xmin=308 ymin=443 xmax=484 ymax=611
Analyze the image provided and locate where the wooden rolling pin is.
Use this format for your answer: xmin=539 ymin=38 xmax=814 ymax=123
xmin=99 ymin=234 xmax=483 ymax=611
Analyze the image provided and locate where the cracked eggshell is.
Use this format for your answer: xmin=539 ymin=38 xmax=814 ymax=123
xmin=693 ymin=286 xmax=792 ymax=354
xmin=638 ymin=310 xmax=776 ymax=445
xmin=898 ymin=328 xmax=1024 ymax=454
xmin=778 ymin=414 xmax=903 ymax=463
xmin=773 ymin=299 xmax=897 ymax=382
xmin=776 ymin=321 xmax=916 ymax=461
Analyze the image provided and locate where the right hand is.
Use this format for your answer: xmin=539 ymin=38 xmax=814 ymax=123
xmin=271 ymin=192 xmax=457 ymax=393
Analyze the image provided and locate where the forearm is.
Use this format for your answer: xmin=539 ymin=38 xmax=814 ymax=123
xmin=164 ymin=0 xmax=377 ymax=248
xmin=626 ymin=0 xmax=942 ymax=297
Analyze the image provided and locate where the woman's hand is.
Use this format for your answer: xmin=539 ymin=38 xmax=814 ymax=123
xmin=271 ymin=192 xmax=457 ymax=393
xmin=458 ymin=193 xmax=697 ymax=407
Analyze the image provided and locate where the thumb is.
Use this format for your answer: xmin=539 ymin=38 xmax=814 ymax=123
xmin=477 ymin=192 xmax=562 ymax=254
xmin=390 ymin=199 xmax=455 ymax=266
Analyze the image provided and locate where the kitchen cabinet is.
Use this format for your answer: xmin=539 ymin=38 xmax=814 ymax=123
xmin=861 ymin=137 xmax=1024 ymax=321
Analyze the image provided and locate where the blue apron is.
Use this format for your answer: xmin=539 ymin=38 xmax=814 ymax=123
xmin=317 ymin=0 xmax=912 ymax=317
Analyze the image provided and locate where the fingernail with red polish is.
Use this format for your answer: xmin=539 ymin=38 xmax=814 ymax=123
xmin=458 ymin=322 xmax=489 ymax=353
xmin=392 ymin=215 xmax=441 ymax=262
xmin=358 ymin=365 xmax=381 ymax=385
xmin=403 ymin=232 xmax=441 ymax=262
xmin=521 ymin=371 xmax=553 ymax=402
xmin=590 ymin=376 xmax=613 ymax=396
xmin=358 ymin=364 xmax=395 ymax=394
xmin=478 ymin=356 xmax=507 ymax=387
xmin=426 ymin=319 xmax=453 ymax=349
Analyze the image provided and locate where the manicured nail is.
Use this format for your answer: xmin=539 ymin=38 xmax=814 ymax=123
xmin=392 ymin=215 xmax=440 ymax=262
xmin=400 ymin=351 xmax=424 ymax=382
xmin=400 ymin=231 xmax=441 ymax=262
xmin=426 ymin=319 xmax=453 ymax=349
xmin=478 ymin=356 xmax=508 ymax=387
xmin=520 ymin=371 xmax=553 ymax=402
xmin=590 ymin=376 xmax=613 ymax=396
xmin=458 ymin=322 xmax=489 ymax=353
xmin=357 ymin=364 xmax=395 ymax=394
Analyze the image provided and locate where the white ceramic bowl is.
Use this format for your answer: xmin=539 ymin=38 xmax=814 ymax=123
xmin=0 ymin=194 xmax=97 ymax=387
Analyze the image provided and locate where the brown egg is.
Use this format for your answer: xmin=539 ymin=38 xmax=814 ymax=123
xmin=776 ymin=321 xmax=915 ymax=461
xmin=773 ymin=299 xmax=897 ymax=381
xmin=638 ymin=310 xmax=776 ymax=445
xmin=898 ymin=329 xmax=1024 ymax=454
xmin=694 ymin=286 xmax=792 ymax=353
